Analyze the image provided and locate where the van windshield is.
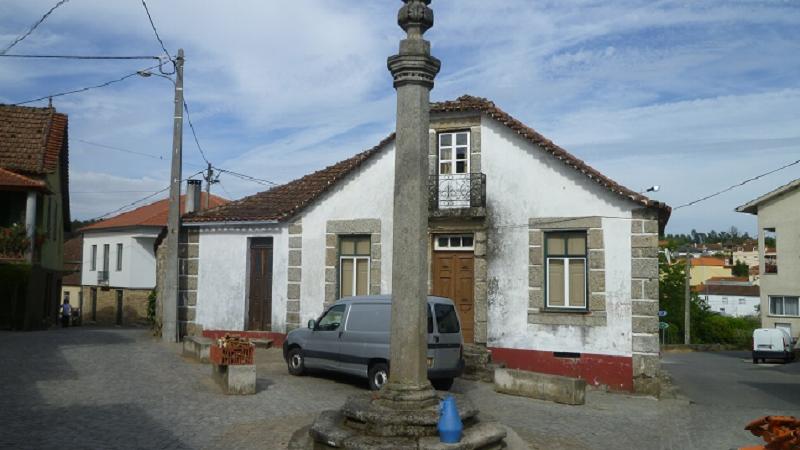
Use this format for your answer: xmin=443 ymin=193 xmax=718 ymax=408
xmin=434 ymin=304 xmax=460 ymax=333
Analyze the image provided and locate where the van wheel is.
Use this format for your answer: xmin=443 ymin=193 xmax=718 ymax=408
xmin=368 ymin=363 xmax=389 ymax=391
xmin=753 ymin=357 xmax=758 ymax=364
xmin=287 ymin=348 xmax=305 ymax=376
xmin=432 ymin=378 xmax=454 ymax=391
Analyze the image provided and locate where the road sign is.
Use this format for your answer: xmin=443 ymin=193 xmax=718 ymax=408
xmin=659 ymin=322 xmax=670 ymax=330
xmin=658 ymin=310 xmax=668 ymax=317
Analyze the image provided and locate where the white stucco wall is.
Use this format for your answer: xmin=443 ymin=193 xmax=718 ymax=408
xmin=81 ymin=228 xmax=159 ymax=289
xmin=481 ymin=118 xmax=636 ymax=356
xmin=298 ymin=144 xmax=396 ymax=324
xmin=196 ymin=226 xmax=288 ymax=331
xmin=700 ymin=294 xmax=760 ymax=317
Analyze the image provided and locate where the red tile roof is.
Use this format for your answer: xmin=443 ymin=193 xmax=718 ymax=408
xmin=82 ymin=193 xmax=228 ymax=231
xmin=691 ymin=257 xmax=727 ymax=267
xmin=0 ymin=167 xmax=47 ymax=190
xmin=693 ymin=284 xmax=760 ymax=297
xmin=186 ymin=95 xmax=671 ymax=225
xmin=0 ymin=104 xmax=68 ymax=174
xmin=706 ymin=276 xmax=749 ymax=283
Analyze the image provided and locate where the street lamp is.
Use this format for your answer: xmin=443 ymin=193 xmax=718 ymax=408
xmin=640 ymin=185 xmax=660 ymax=194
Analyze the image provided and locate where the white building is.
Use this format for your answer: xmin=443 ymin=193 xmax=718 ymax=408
xmin=696 ymin=283 xmax=760 ymax=317
xmin=81 ymin=183 xmax=225 ymax=325
xmin=182 ymin=96 xmax=670 ymax=393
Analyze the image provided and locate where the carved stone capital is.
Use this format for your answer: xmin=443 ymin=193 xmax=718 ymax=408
xmin=398 ymin=0 xmax=433 ymax=34
xmin=387 ymin=54 xmax=441 ymax=89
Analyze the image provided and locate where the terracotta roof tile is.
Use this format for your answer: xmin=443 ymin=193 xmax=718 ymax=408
xmin=0 ymin=167 xmax=47 ymax=190
xmin=62 ymin=236 xmax=82 ymax=286
xmin=82 ymin=193 xmax=228 ymax=231
xmin=693 ymin=284 xmax=760 ymax=297
xmin=0 ymin=104 xmax=67 ymax=174
xmin=691 ymin=257 xmax=727 ymax=267
xmin=186 ymin=95 xmax=672 ymax=225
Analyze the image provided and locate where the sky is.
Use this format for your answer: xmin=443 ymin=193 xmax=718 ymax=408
xmin=1 ymin=0 xmax=798 ymax=234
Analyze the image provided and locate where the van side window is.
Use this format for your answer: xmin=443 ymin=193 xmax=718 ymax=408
xmin=317 ymin=305 xmax=346 ymax=331
xmin=428 ymin=307 xmax=433 ymax=333
xmin=346 ymin=304 xmax=386 ymax=333
xmin=434 ymin=304 xmax=460 ymax=333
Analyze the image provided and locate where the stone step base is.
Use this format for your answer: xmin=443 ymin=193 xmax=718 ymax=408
xmin=462 ymin=362 xmax=505 ymax=383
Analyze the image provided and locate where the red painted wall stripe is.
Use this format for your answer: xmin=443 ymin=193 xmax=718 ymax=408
xmin=202 ymin=330 xmax=287 ymax=347
xmin=489 ymin=347 xmax=633 ymax=392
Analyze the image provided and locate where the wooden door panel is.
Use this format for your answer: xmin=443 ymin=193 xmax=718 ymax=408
xmin=248 ymin=238 xmax=273 ymax=331
xmin=433 ymin=251 xmax=475 ymax=343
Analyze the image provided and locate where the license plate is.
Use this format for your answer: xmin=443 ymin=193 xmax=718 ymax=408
xmin=427 ymin=357 xmax=434 ymax=368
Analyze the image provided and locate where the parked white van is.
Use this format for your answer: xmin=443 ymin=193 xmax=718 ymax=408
xmin=752 ymin=328 xmax=795 ymax=363
xmin=282 ymin=295 xmax=465 ymax=390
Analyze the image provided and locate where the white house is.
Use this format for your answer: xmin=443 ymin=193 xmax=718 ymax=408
xmin=81 ymin=182 xmax=225 ymax=325
xmin=696 ymin=282 xmax=760 ymax=317
xmin=182 ymin=96 xmax=670 ymax=393
xmin=737 ymin=179 xmax=800 ymax=341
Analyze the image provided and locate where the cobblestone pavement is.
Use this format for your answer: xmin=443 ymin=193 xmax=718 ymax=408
xmin=0 ymin=328 xmax=770 ymax=449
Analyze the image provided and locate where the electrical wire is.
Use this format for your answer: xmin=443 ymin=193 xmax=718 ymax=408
xmin=0 ymin=54 xmax=162 ymax=60
xmin=1 ymin=0 xmax=71 ymax=55
xmin=140 ymin=0 xmax=175 ymax=75
xmin=12 ymin=62 xmax=162 ymax=106
xmin=90 ymin=170 xmax=203 ymax=221
xmin=77 ymin=139 xmax=165 ymax=161
xmin=182 ymin=100 xmax=211 ymax=165
xmin=673 ymin=157 xmax=800 ymax=210
xmin=215 ymin=167 xmax=277 ymax=186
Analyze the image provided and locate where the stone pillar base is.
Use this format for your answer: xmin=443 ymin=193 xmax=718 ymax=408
xmin=373 ymin=381 xmax=438 ymax=410
xmin=289 ymin=393 xmax=506 ymax=449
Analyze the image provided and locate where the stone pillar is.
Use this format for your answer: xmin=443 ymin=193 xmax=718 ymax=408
xmin=631 ymin=209 xmax=661 ymax=395
xmin=24 ymin=191 xmax=37 ymax=261
xmin=380 ymin=0 xmax=441 ymax=409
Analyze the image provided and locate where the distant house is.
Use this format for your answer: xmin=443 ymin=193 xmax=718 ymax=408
xmin=181 ymin=96 xmax=671 ymax=393
xmin=737 ymin=179 xmax=800 ymax=341
xmin=688 ymin=256 xmax=732 ymax=286
xmin=0 ymin=104 xmax=70 ymax=330
xmin=61 ymin=236 xmax=83 ymax=313
xmin=695 ymin=280 xmax=760 ymax=317
xmin=731 ymin=242 xmax=759 ymax=268
xmin=80 ymin=182 xmax=225 ymax=326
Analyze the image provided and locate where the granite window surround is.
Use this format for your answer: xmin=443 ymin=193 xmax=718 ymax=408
xmin=324 ymin=219 xmax=382 ymax=306
xmin=528 ymin=217 xmax=607 ymax=327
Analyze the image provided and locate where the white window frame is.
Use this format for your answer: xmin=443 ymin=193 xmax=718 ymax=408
xmin=116 ymin=243 xmax=123 ymax=271
xmin=339 ymin=256 xmax=371 ymax=298
xmin=438 ymin=131 xmax=470 ymax=175
xmin=769 ymin=295 xmax=800 ymax=317
xmin=545 ymin=257 xmax=588 ymax=309
xmin=434 ymin=234 xmax=474 ymax=251
xmin=91 ymin=245 xmax=97 ymax=271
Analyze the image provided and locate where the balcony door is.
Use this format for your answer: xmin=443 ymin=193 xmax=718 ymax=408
xmin=438 ymin=131 xmax=470 ymax=209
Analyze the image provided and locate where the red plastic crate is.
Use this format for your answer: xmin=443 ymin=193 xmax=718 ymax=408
xmin=209 ymin=342 xmax=254 ymax=365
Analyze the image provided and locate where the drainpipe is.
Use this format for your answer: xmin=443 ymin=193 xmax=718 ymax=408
xmin=24 ymin=191 xmax=37 ymax=262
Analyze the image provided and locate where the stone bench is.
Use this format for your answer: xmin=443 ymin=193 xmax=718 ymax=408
xmin=182 ymin=336 xmax=213 ymax=363
xmin=494 ymin=368 xmax=586 ymax=405
xmin=212 ymin=363 xmax=256 ymax=395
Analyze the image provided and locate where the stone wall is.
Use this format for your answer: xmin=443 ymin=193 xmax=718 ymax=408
xmin=323 ymin=219 xmax=382 ymax=307
xmin=80 ymin=286 xmax=150 ymax=326
xmin=286 ymin=221 xmax=302 ymax=331
xmin=630 ymin=208 xmax=661 ymax=395
xmin=178 ymin=229 xmax=200 ymax=336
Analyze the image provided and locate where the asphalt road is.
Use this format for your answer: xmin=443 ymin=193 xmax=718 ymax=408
xmin=662 ymin=351 xmax=800 ymax=448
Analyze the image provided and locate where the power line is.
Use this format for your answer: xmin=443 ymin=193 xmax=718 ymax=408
xmin=13 ymin=62 xmax=162 ymax=106
xmin=76 ymin=139 xmax=165 ymax=161
xmin=215 ymin=167 xmax=278 ymax=186
xmin=0 ymin=54 xmax=162 ymax=60
xmin=1 ymin=0 xmax=71 ymax=55
xmin=182 ymin=100 xmax=211 ymax=164
xmin=90 ymin=170 xmax=203 ymax=221
xmin=72 ymin=190 xmax=162 ymax=194
xmin=674 ymin=157 xmax=800 ymax=210
xmin=140 ymin=0 xmax=175 ymax=75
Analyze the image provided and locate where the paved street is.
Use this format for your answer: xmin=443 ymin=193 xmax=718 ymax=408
xmin=0 ymin=327 xmax=787 ymax=450
xmin=662 ymin=350 xmax=800 ymax=448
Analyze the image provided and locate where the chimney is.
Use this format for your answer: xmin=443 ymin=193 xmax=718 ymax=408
xmin=186 ymin=179 xmax=202 ymax=214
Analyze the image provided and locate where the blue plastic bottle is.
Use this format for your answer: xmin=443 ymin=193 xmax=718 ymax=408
xmin=438 ymin=395 xmax=463 ymax=443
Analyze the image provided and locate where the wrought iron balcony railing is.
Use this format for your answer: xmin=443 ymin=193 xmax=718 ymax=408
xmin=97 ymin=270 xmax=109 ymax=285
xmin=428 ymin=173 xmax=486 ymax=211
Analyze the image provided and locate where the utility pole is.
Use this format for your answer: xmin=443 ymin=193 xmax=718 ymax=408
xmin=203 ymin=162 xmax=218 ymax=209
xmin=162 ymin=48 xmax=184 ymax=343
xmin=684 ymin=256 xmax=691 ymax=345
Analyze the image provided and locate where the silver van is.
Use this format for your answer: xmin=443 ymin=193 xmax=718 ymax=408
xmin=282 ymin=295 xmax=465 ymax=391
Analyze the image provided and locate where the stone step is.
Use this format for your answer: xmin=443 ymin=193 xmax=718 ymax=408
xmin=252 ymin=338 xmax=273 ymax=349
xmin=182 ymin=336 xmax=213 ymax=363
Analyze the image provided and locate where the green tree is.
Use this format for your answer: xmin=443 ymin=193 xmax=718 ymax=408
xmin=659 ymin=258 xmax=714 ymax=344
xmin=732 ymin=260 xmax=749 ymax=277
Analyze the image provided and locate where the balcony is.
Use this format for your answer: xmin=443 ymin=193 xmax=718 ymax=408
xmin=428 ymin=173 xmax=486 ymax=218
xmin=97 ymin=270 xmax=109 ymax=286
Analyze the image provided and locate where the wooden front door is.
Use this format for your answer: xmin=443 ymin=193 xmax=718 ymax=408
xmin=432 ymin=252 xmax=475 ymax=343
xmin=247 ymin=238 xmax=273 ymax=331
